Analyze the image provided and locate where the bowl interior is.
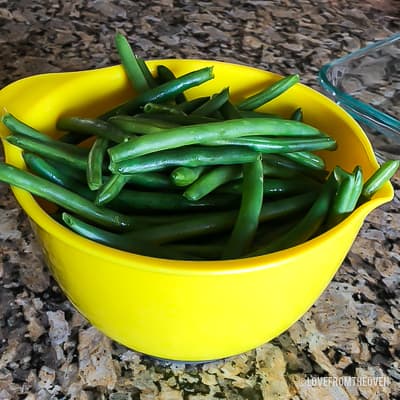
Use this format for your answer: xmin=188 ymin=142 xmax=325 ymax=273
xmin=0 ymin=59 xmax=394 ymax=274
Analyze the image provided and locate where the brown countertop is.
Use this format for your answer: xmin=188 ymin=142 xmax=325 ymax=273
xmin=0 ymin=1 xmax=399 ymax=399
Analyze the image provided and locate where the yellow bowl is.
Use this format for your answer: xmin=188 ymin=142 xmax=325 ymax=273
xmin=0 ymin=60 xmax=394 ymax=362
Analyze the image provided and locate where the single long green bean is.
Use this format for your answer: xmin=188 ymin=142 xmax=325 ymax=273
xmin=6 ymin=134 xmax=88 ymax=170
xmin=108 ymin=115 xmax=178 ymax=135
xmin=222 ymin=158 xmax=264 ymax=259
xmin=115 ymin=32 xmax=150 ymax=93
xmin=206 ymin=136 xmax=336 ymax=154
xmin=237 ymin=74 xmax=300 ymax=111
xmin=57 ymin=117 xmax=133 ymax=143
xmin=261 ymin=161 xmax=301 ymax=179
xmin=2 ymin=113 xmax=53 ymax=143
xmin=134 ymin=112 xmax=220 ymax=126
xmin=0 ymin=162 xmax=134 ymax=231
xmin=23 ymin=152 xmax=80 ymax=189
xmin=100 ymin=66 xmax=214 ymax=119
xmin=111 ymin=146 xmax=261 ymax=174
xmin=263 ymin=154 xmax=328 ymax=181
xmin=108 ymin=118 xmax=323 ymax=163
xmin=282 ymin=151 xmax=326 ymax=170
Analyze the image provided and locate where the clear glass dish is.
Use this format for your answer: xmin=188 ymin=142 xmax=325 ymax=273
xmin=319 ymin=33 xmax=400 ymax=162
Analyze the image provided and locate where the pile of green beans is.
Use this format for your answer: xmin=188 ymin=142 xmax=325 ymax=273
xmin=0 ymin=33 xmax=398 ymax=261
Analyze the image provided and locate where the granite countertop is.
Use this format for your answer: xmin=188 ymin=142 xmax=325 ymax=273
xmin=0 ymin=1 xmax=399 ymax=399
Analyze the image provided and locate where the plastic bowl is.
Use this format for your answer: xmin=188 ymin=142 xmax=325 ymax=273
xmin=0 ymin=60 xmax=394 ymax=362
xmin=319 ymin=32 xmax=400 ymax=162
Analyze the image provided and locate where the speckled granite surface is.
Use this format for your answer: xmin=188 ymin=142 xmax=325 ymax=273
xmin=0 ymin=1 xmax=399 ymax=399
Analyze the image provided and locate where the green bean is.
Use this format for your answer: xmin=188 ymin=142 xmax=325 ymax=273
xmin=110 ymin=146 xmax=261 ymax=174
xmin=125 ymin=171 xmax=176 ymax=190
xmin=261 ymin=161 xmax=302 ymax=179
xmin=2 ymin=113 xmax=53 ymax=143
xmin=263 ymin=154 xmax=328 ymax=181
xmin=282 ymin=151 xmax=327 ymax=170
xmin=46 ymin=158 xmax=87 ymax=183
xmin=137 ymin=57 xmax=158 ymax=89
xmin=96 ymin=173 xmax=128 ymax=205
xmin=24 ymin=153 xmax=237 ymax=220
xmin=6 ymin=134 xmax=88 ymax=170
xmin=87 ymin=137 xmax=109 ymax=191
xmin=23 ymin=152 xmax=96 ymax=201
xmin=291 ymin=107 xmax=303 ymax=121
xmin=135 ymin=192 xmax=316 ymax=244
xmin=175 ymin=96 xmax=210 ymax=113
xmin=115 ymin=190 xmax=239 ymax=212
xmin=100 ymin=66 xmax=214 ymax=119
xmin=143 ymin=102 xmax=187 ymax=116
xmin=156 ymin=64 xmax=187 ymax=103
xmin=115 ymin=32 xmax=150 ymax=93
xmin=23 ymin=152 xmax=80 ymax=189
xmin=191 ymin=87 xmax=230 ymax=116
xmin=108 ymin=115 xmax=178 ymax=135
xmin=218 ymin=176 xmax=321 ymax=196
xmin=0 ymin=162 xmax=134 ymax=231
xmin=57 ymin=117 xmax=133 ymax=143
xmin=183 ymin=165 xmax=242 ymax=201
xmin=61 ymin=213 xmax=195 ymax=260
xmin=247 ymin=174 xmax=336 ymax=256
xmin=239 ymin=110 xmax=283 ymax=119
xmin=57 ymin=131 xmax=88 ymax=145
xmin=3 ymin=115 xmax=88 ymax=154
xmin=325 ymin=166 xmax=363 ymax=228
xmin=237 ymin=74 xmax=300 ymax=111
xmin=206 ymin=136 xmax=336 ymax=154
xmin=351 ymin=165 xmax=364 ymax=209
xmin=22 ymin=152 xmax=214 ymax=215
xmin=222 ymin=158 xmax=264 ymax=259
xmin=108 ymin=118 xmax=322 ymax=163
xmin=170 ymin=166 xmax=208 ymax=187
xmin=219 ymin=101 xmax=242 ymax=120
xmin=134 ymin=112 xmax=220 ymax=125
xmin=123 ymin=153 xmax=315 ymax=186
xmin=361 ymin=159 xmax=399 ymax=200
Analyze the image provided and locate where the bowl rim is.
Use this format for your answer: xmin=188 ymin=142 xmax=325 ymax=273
xmin=1 ymin=60 xmax=394 ymax=276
